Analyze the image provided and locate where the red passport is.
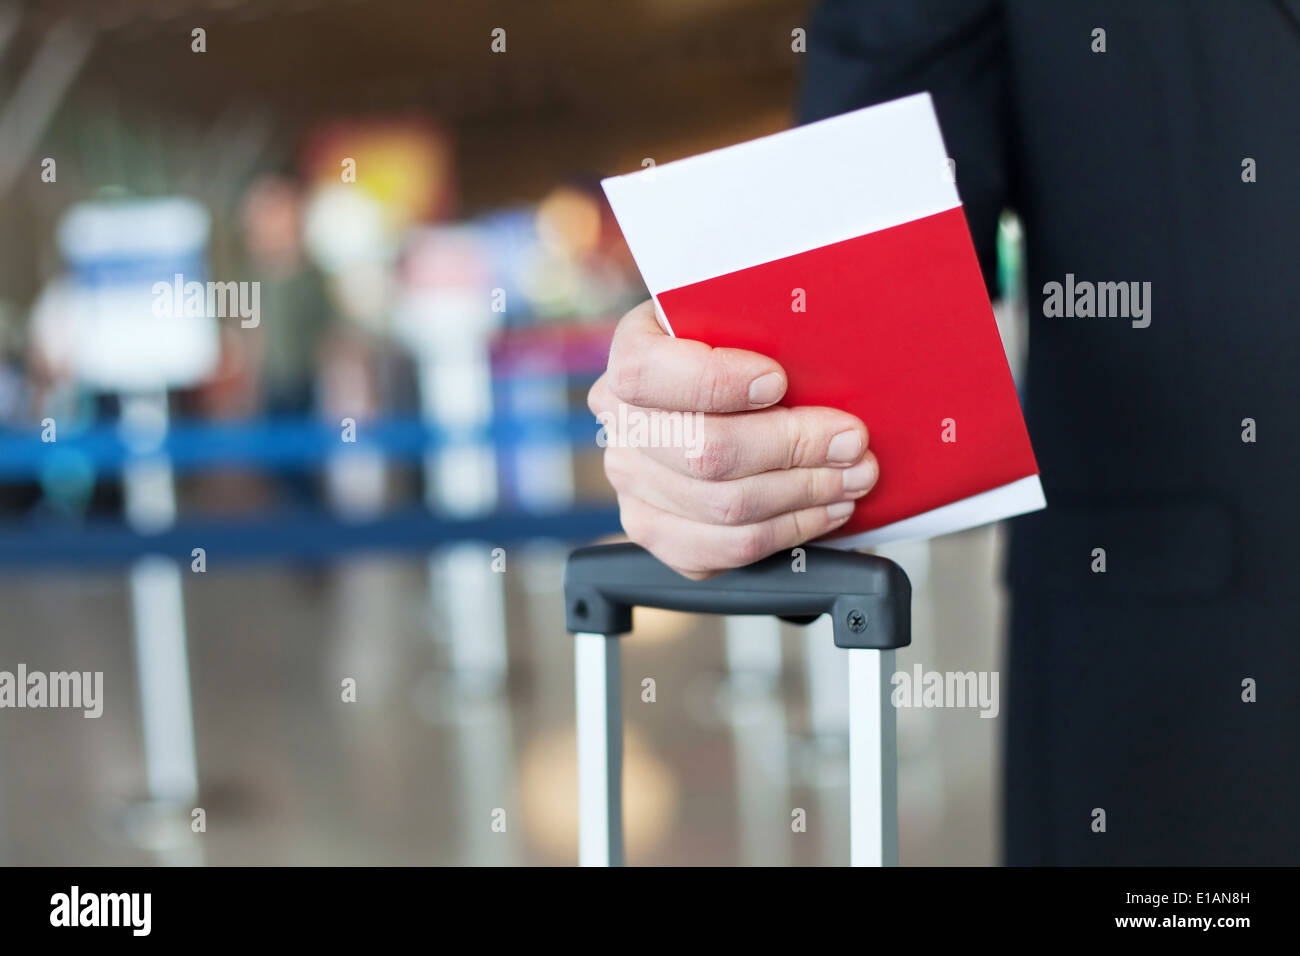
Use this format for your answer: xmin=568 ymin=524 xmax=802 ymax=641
xmin=602 ymin=93 xmax=1043 ymax=546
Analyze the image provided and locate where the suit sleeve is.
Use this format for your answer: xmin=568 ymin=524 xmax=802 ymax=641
xmin=798 ymin=0 xmax=1012 ymax=293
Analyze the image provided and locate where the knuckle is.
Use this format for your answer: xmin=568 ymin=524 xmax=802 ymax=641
xmin=685 ymin=434 xmax=734 ymax=481
xmin=810 ymin=468 xmax=838 ymax=504
xmin=785 ymin=413 xmax=812 ymax=469
xmin=689 ymin=362 xmax=730 ymax=412
xmin=608 ymin=348 xmax=648 ymax=405
xmin=703 ymin=481 xmax=750 ymax=526
xmin=624 ymin=299 xmax=657 ymax=330
xmin=729 ymin=523 xmax=772 ymax=567
xmin=788 ymin=508 xmax=810 ymax=545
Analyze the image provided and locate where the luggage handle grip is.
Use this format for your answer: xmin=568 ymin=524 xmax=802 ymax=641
xmin=563 ymin=542 xmax=910 ymax=649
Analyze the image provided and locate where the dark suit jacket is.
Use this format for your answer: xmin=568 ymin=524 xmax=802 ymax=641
xmin=801 ymin=0 xmax=1300 ymax=864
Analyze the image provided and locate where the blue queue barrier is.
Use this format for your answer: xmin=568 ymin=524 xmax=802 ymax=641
xmin=0 ymin=412 xmax=617 ymax=567
xmin=0 ymin=412 xmax=601 ymax=479
xmin=0 ymin=505 xmax=622 ymax=569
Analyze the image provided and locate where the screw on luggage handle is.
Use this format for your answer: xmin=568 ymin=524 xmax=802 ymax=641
xmin=564 ymin=542 xmax=911 ymax=648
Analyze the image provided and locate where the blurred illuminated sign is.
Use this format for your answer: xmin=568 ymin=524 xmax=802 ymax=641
xmin=49 ymin=197 xmax=219 ymax=392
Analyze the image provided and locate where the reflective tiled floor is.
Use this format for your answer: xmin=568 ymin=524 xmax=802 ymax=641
xmin=0 ymin=526 xmax=1007 ymax=865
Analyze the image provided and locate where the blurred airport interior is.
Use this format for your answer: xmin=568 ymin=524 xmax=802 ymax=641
xmin=0 ymin=0 xmax=1027 ymax=864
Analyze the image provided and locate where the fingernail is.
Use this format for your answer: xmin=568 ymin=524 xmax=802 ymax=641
xmin=826 ymin=430 xmax=862 ymax=463
xmin=748 ymin=372 xmax=785 ymax=406
xmin=841 ymin=457 xmax=878 ymax=493
xmin=827 ymin=501 xmax=855 ymax=520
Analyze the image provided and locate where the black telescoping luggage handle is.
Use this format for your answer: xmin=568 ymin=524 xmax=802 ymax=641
xmin=564 ymin=543 xmax=911 ymax=649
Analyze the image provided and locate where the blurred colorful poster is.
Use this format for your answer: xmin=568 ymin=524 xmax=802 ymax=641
xmin=299 ymin=119 xmax=456 ymax=234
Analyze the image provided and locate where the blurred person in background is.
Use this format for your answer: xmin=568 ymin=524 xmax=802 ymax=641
xmin=238 ymin=173 xmax=334 ymax=420
xmin=590 ymin=0 xmax=1300 ymax=865
xmin=193 ymin=172 xmax=338 ymax=509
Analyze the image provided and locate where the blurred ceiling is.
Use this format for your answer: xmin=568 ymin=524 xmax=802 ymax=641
xmin=5 ymin=0 xmax=813 ymax=207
